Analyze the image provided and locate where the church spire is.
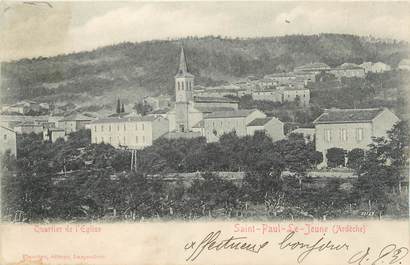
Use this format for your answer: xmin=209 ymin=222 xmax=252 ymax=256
xmin=178 ymin=47 xmax=189 ymax=74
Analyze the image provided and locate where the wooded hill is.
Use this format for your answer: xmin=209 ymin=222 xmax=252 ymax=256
xmin=1 ymin=34 xmax=409 ymax=104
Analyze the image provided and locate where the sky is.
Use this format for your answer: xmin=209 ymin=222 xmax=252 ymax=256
xmin=1 ymin=1 xmax=410 ymax=61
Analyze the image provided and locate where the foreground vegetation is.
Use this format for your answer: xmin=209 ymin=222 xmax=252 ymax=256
xmin=1 ymin=121 xmax=408 ymax=222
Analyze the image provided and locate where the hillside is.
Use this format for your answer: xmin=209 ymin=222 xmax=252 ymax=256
xmin=1 ymin=34 xmax=409 ymax=107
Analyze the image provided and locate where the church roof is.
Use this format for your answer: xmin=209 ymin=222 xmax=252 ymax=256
xmin=194 ymin=96 xmax=239 ymax=103
xmin=175 ymin=47 xmax=194 ymax=78
xmin=192 ymin=120 xmax=204 ymax=128
xmin=194 ymin=106 xmax=236 ymax=113
xmin=205 ymin=109 xmax=258 ymax=119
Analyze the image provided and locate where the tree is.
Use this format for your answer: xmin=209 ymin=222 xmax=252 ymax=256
xmin=361 ymin=121 xmax=409 ymax=192
xmin=121 ymin=103 xmax=125 ymax=113
xmin=116 ymin=98 xmax=121 ymax=114
xmin=308 ymin=150 xmax=323 ymax=167
xmin=1 ymin=150 xmax=17 ymax=172
xmin=294 ymin=95 xmax=301 ymax=107
xmin=326 ymin=148 xmax=346 ymax=168
xmin=347 ymin=148 xmax=365 ymax=171
xmin=188 ymin=172 xmax=239 ymax=212
xmin=133 ymin=102 xmax=152 ymax=116
xmin=316 ymin=71 xmax=337 ymax=82
xmin=353 ymin=121 xmax=408 ymax=215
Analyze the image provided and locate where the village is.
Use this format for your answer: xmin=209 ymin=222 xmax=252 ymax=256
xmin=1 ymin=47 xmax=409 ymax=222
xmin=1 ymin=49 xmax=408 ymax=164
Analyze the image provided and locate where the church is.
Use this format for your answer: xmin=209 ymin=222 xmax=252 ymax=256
xmin=166 ymin=48 xmax=239 ymax=136
xmin=167 ymin=48 xmax=284 ymax=143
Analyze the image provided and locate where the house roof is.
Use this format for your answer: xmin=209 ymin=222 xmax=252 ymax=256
xmin=60 ymin=114 xmax=93 ymax=121
xmin=290 ymin=128 xmax=315 ymax=134
xmin=0 ymin=125 xmax=15 ymax=133
xmin=313 ymin=108 xmax=385 ymax=124
xmin=9 ymin=100 xmax=39 ymax=108
xmin=48 ymin=128 xmax=65 ymax=132
xmin=144 ymin=95 xmax=171 ymax=101
xmin=399 ymin=59 xmax=410 ymax=66
xmin=90 ymin=115 xmax=158 ymax=124
xmin=265 ymin=72 xmax=295 ymax=78
xmin=15 ymin=122 xmax=42 ymax=127
xmin=283 ymin=87 xmax=310 ymax=91
xmin=335 ymin=63 xmax=363 ymax=70
xmin=150 ymin=108 xmax=170 ymax=114
xmin=247 ymin=117 xmax=272 ymax=126
xmin=374 ymin=62 xmax=390 ymax=66
xmin=108 ymin=112 xmax=131 ymax=118
xmin=204 ymin=109 xmax=258 ymax=119
xmin=9 ymin=103 xmax=27 ymax=108
xmin=295 ymin=62 xmax=331 ymax=71
xmin=192 ymin=120 xmax=204 ymax=128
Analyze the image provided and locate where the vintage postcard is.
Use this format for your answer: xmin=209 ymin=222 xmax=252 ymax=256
xmin=0 ymin=1 xmax=409 ymax=265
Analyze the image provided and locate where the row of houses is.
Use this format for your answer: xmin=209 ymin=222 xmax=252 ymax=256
xmin=251 ymin=88 xmax=310 ymax=106
xmin=1 ymin=106 xmax=400 ymax=169
xmin=1 ymin=100 xmax=47 ymax=115
xmin=294 ymin=61 xmax=392 ymax=76
xmin=0 ymin=113 xmax=98 ymax=158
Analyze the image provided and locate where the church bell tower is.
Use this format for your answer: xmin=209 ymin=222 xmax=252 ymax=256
xmin=175 ymin=47 xmax=194 ymax=132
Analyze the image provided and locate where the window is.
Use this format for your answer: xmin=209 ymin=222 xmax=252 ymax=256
xmin=356 ymin=128 xmax=364 ymax=141
xmin=136 ymin=136 xmax=139 ymax=143
xmin=181 ymin=82 xmax=184 ymax=90
xmin=101 ymin=136 xmax=104 ymax=142
xmin=177 ymin=82 xmax=180 ymax=90
xmin=142 ymin=123 xmax=144 ymax=130
xmin=324 ymin=129 xmax=332 ymax=143
xmin=117 ymin=124 xmax=120 ymax=131
xmin=101 ymin=125 xmax=104 ymax=132
xmin=94 ymin=125 xmax=97 ymax=132
xmin=3 ymin=134 xmax=7 ymax=140
xmin=340 ymin=128 xmax=347 ymax=142
xmin=109 ymin=137 xmax=112 ymax=143
xmin=124 ymin=124 xmax=126 ymax=131
xmin=109 ymin=125 xmax=111 ymax=132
